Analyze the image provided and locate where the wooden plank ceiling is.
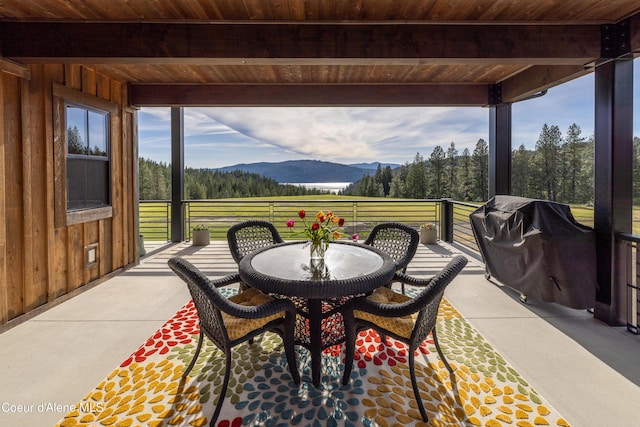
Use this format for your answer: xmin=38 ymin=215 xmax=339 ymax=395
xmin=1 ymin=0 xmax=640 ymax=106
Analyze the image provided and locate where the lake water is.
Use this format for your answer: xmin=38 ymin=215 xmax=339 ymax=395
xmin=284 ymin=182 xmax=351 ymax=194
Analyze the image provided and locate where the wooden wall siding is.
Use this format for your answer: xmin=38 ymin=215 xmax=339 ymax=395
xmin=0 ymin=72 xmax=6 ymax=324
xmin=111 ymin=80 xmax=124 ymax=271
xmin=0 ymin=63 xmax=136 ymax=325
xmin=3 ymin=73 xmax=25 ymax=319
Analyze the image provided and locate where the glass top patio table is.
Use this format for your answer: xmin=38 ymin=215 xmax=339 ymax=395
xmin=238 ymin=241 xmax=396 ymax=386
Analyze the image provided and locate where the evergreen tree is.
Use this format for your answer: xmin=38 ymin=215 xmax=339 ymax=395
xmin=139 ymin=159 xmax=154 ymax=200
xmin=457 ymin=148 xmax=473 ymax=200
xmin=427 ymin=146 xmax=446 ymax=198
xmin=512 ymin=144 xmax=531 ymax=197
xmin=471 ymin=139 xmax=488 ymax=201
xmin=532 ymin=124 xmax=562 ymax=201
xmin=388 ymin=162 xmax=410 ymax=198
xmin=563 ymin=123 xmax=586 ymax=203
xmin=445 ymin=142 xmax=458 ymax=198
xmin=406 ymin=153 xmax=428 ymax=198
xmin=153 ymin=167 xmax=168 ymax=200
xmin=374 ymin=164 xmax=393 ymax=196
xmin=67 ymin=126 xmax=86 ymax=154
xmin=579 ymin=136 xmax=595 ymax=204
xmin=388 ymin=172 xmax=406 ymax=198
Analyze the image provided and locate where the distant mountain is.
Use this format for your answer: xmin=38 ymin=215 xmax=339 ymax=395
xmin=348 ymin=162 xmax=401 ymax=170
xmin=214 ymin=160 xmax=398 ymax=183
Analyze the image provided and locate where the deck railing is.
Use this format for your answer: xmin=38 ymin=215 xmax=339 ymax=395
xmin=450 ymin=201 xmax=480 ymax=252
xmin=139 ymin=198 xmax=474 ymax=243
xmin=138 ymin=200 xmax=171 ymax=241
xmin=616 ymin=233 xmax=639 ymax=334
xmin=139 ymin=198 xmax=599 ymax=253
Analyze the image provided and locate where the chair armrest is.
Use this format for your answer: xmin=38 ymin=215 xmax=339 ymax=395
xmin=204 ymin=274 xmax=297 ymax=319
xmin=219 ymin=296 xmax=297 ymax=319
xmin=168 ymin=256 xmax=297 ymax=320
xmin=348 ymin=291 xmax=429 ymax=318
xmin=209 ymin=273 xmax=242 ymax=288
xmin=349 ymin=256 xmax=468 ymax=318
xmin=392 ymin=271 xmax=434 ymax=288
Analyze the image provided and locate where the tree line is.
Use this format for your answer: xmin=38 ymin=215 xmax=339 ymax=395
xmin=139 ymin=158 xmax=332 ymax=200
xmin=345 ymin=123 xmax=640 ymax=205
xmin=342 ymin=138 xmax=490 ymax=201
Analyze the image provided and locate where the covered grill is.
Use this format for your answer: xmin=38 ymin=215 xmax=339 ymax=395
xmin=470 ymin=196 xmax=596 ymax=309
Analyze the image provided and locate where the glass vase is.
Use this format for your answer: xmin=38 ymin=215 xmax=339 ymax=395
xmin=309 ymin=240 xmax=327 ymax=261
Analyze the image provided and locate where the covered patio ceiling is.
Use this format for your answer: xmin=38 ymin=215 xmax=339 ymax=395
xmin=1 ymin=0 xmax=639 ymax=107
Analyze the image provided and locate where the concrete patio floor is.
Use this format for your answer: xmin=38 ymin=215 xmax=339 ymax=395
xmin=1 ymin=240 xmax=639 ymax=426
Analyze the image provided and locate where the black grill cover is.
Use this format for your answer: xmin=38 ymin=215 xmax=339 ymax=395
xmin=470 ymin=195 xmax=596 ymax=309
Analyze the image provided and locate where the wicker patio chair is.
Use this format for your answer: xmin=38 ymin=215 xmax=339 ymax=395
xmin=364 ymin=222 xmax=420 ymax=293
xmin=168 ymin=257 xmax=300 ymax=426
xmin=341 ymin=255 xmax=468 ymax=423
xmin=227 ymin=220 xmax=284 ymax=291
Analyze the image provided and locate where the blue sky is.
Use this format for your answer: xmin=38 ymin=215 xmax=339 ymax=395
xmin=139 ymin=60 xmax=640 ymax=169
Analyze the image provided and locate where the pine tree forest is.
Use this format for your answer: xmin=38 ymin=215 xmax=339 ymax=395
xmin=139 ymin=160 xmax=332 ymax=200
xmin=344 ymin=124 xmax=640 ymax=205
xmin=139 ymin=123 xmax=640 ymax=205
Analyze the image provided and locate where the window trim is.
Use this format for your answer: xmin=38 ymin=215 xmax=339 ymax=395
xmin=52 ymin=83 xmax=119 ymax=227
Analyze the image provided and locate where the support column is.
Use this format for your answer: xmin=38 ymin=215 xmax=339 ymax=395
xmin=488 ymin=95 xmax=512 ymax=198
xmin=593 ymin=58 xmax=633 ymax=325
xmin=171 ymin=107 xmax=185 ymax=242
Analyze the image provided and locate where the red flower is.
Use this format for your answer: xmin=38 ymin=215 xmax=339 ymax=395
xmin=311 ymin=222 xmax=320 ymax=231
xmin=298 ymin=209 xmax=306 ymax=219
xmin=286 ymin=219 xmax=295 ymax=228
xmin=338 ymin=218 xmax=345 ymax=226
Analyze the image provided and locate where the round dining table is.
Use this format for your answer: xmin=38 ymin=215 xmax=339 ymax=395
xmin=238 ymin=240 xmax=396 ymax=387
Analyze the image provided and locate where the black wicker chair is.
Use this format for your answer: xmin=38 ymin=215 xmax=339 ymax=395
xmin=341 ymin=255 xmax=468 ymax=423
xmin=168 ymin=257 xmax=300 ymax=426
xmin=227 ymin=220 xmax=284 ymax=291
xmin=364 ymin=222 xmax=420 ymax=293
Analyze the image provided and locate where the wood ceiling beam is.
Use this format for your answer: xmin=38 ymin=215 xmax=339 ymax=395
xmin=630 ymin=11 xmax=640 ymax=53
xmin=129 ymin=83 xmax=490 ymax=107
xmin=0 ymin=57 xmax=30 ymax=78
xmin=501 ymin=65 xmax=590 ymax=103
xmin=2 ymin=22 xmax=601 ymax=65
xmin=501 ymin=10 xmax=640 ymax=103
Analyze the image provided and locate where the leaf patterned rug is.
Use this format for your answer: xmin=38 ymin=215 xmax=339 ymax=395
xmin=55 ymin=289 xmax=571 ymax=427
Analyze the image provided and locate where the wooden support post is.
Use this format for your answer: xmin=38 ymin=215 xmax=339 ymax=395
xmin=171 ymin=107 xmax=184 ymax=242
xmin=593 ymin=58 xmax=634 ymax=325
xmin=488 ymin=90 xmax=512 ymax=198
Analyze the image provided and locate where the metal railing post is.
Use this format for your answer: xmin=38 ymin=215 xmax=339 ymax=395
xmin=185 ymin=202 xmax=190 ymax=240
xmin=352 ymin=202 xmax=358 ymax=236
xmin=166 ymin=201 xmax=171 ymax=242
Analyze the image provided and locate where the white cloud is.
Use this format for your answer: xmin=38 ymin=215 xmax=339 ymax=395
xmin=182 ymin=106 xmax=489 ymax=165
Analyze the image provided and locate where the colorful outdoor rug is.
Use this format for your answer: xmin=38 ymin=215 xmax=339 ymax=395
xmin=55 ymin=290 xmax=570 ymax=427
